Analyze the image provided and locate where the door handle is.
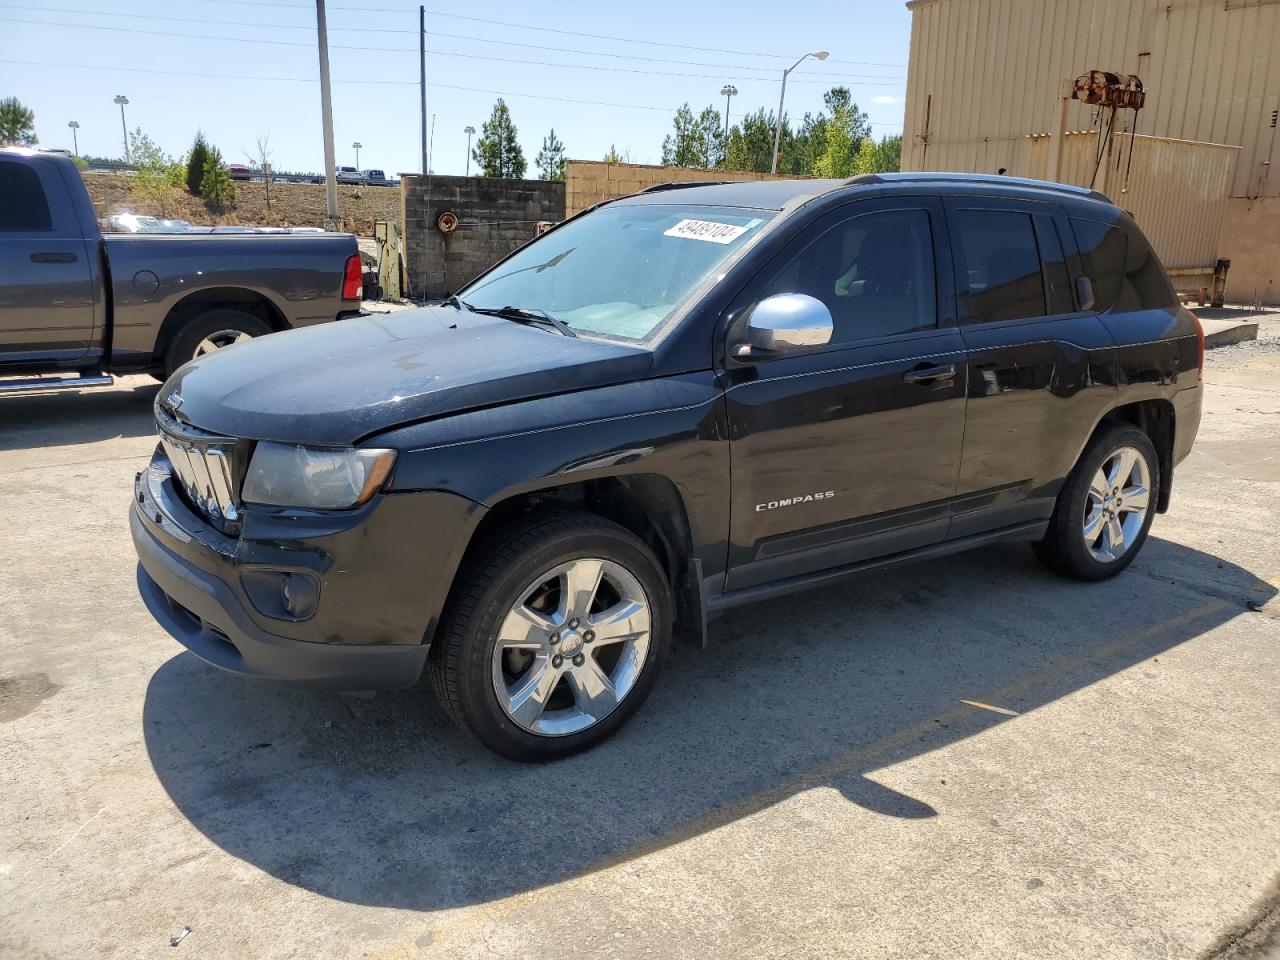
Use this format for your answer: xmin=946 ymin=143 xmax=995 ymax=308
xmin=903 ymin=363 xmax=956 ymax=383
xmin=30 ymin=251 xmax=77 ymax=264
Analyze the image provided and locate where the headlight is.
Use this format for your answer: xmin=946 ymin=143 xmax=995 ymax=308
xmin=242 ymin=442 xmax=397 ymax=509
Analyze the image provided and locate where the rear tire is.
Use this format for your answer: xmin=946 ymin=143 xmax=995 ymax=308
xmin=164 ymin=309 xmax=271 ymax=377
xmin=428 ymin=512 xmax=673 ymax=761
xmin=1033 ymin=422 xmax=1159 ymax=581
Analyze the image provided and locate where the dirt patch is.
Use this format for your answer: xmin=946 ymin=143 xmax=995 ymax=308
xmin=81 ymin=173 xmax=401 ymax=237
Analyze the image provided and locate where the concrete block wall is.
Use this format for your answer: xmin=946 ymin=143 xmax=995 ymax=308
xmin=565 ymin=160 xmax=798 ymax=218
xmin=401 ymin=174 xmax=565 ymax=299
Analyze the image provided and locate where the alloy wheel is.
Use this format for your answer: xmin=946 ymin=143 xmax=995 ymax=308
xmin=491 ymin=557 xmax=652 ymax=737
xmin=193 ymin=329 xmax=254 ymax=359
xmin=1082 ymin=445 xmax=1151 ymax=563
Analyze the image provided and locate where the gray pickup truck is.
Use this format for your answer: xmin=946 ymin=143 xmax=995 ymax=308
xmin=0 ymin=148 xmax=364 ymax=393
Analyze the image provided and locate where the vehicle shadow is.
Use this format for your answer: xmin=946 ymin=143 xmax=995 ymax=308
xmin=142 ymin=535 xmax=1273 ymax=912
xmin=0 ymin=378 xmax=159 ymax=452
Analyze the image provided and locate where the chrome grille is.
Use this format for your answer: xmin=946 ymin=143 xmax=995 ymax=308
xmin=155 ymin=407 xmax=244 ymax=529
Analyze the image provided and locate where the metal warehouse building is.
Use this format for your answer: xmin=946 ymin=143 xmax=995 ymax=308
xmin=902 ymin=0 xmax=1280 ymax=304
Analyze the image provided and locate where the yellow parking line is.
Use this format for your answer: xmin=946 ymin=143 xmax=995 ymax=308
xmin=959 ymin=699 xmax=1020 ymax=716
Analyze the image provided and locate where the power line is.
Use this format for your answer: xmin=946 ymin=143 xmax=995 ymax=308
xmin=0 ymin=4 xmax=905 ymax=80
xmin=1 ymin=16 xmax=905 ymax=86
xmin=155 ymin=0 xmax=907 ymax=68
xmin=0 ymin=57 xmax=903 ymax=125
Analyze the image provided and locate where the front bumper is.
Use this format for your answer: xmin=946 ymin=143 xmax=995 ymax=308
xmin=131 ymin=450 xmax=483 ymax=690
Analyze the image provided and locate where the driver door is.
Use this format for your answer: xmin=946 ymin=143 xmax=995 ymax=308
xmin=718 ymin=197 xmax=968 ymax=591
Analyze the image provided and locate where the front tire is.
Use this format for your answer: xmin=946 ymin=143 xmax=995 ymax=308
xmin=428 ymin=513 xmax=673 ymax=761
xmin=1033 ymin=422 xmax=1159 ymax=581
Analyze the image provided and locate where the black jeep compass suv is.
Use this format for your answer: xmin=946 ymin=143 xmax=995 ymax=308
xmin=132 ymin=173 xmax=1204 ymax=760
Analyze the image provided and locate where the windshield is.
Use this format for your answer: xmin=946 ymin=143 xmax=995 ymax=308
xmin=460 ymin=203 xmax=773 ymax=342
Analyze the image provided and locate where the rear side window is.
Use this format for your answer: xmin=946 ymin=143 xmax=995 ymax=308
xmin=0 ymin=161 xmax=53 ymax=232
xmin=953 ymin=209 xmax=1045 ymax=322
xmin=1071 ymin=216 xmax=1176 ymax=312
xmin=1034 ymin=215 xmax=1075 ymax=315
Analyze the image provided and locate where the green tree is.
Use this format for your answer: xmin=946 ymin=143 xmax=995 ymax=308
xmin=535 ymin=127 xmax=567 ymax=181
xmin=848 ymin=134 xmax=903 ymax=175
xmin=602 ymin=144 xmax=622 ymax=163
xmin=723 ymin=109 xmax=787 ymax=173
xmin=473 ymin=98 xmax=526 ymax=178
xmin=186 ymin=130 xmax=211 ymax=196
xmin=660 ymin=103 xmax=723 ymax=168
xmin=200 ymin=145 xmax=236 ymax=213
xmin=0 ymin=96 xmax=37 ymax=146
xmin=128 ymin=128 xmax=186 ymax=216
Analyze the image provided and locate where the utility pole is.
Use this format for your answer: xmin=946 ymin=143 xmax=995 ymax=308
xmin=315 ymin=0 xmax=338 ymax=225
xmin=464 ymin=125 xmax=475 ymax=176
xmin=720 ymin=84 xmax=737 ymax=141
xmin=419 ymin=4 xmax=428 ymax=175
xmin=771 ymin=50 xmax=828 ymax=174
xmin=113 ymin=95 xmax=129 ymax=162
xmin=67 ymin=120 xmax=79 ymax=157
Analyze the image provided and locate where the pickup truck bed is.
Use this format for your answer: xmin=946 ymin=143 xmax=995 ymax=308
xmin=0 ymin=148 xmax=363 ymax=386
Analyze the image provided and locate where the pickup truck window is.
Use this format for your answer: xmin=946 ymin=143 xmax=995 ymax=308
xmin=954 ymin=209 xmax=1047 ymax=323
xmin=0 ymin=161 xmax=53 ymax=232
xmin=761 ymin=208 xmax=937 ymax=343
xmin=462 ymin=204 xmax=773 ymax=343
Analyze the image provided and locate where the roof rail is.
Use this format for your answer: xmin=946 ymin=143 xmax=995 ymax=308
xmin=845 ymin=171 xmax=1110 ymax=202
xmin=640 ymin=180 xmax=735 ymax=194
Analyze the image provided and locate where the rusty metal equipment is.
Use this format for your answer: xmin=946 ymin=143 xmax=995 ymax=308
xmin=436 ymin=210 xmax=459 ymax=235
xmin=1073 ymin=70 xmax=1147 ymax=190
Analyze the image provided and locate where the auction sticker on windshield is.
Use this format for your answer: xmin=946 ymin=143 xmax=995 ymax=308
xmin=663 ymin=218 xmax=752 ymax=244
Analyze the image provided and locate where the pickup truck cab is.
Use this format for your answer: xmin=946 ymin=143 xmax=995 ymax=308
xmin=131 ymin=173 xmax=1204 ymax=760
xmin=0 ymin=148 xmax=363 ymax=390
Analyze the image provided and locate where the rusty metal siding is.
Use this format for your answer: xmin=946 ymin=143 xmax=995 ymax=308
xmin=903 ymin=0 xmax=1280 ymax=199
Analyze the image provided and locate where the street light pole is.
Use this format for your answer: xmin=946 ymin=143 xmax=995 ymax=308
xmin=720 ymin=84 xmax=738 ymax=141
xmin=113 ymin=95 xmax=129 ymax=162
xmin=67 ymin=120 xmax=79 ymax=157
xmin=314 ymin=0 xmax=338 ymax=225
xmin=419 ymin=4 xmax=428 ymax=175
xmin=352 ymin=141 xmax=362 ymax=168
xmin=464 ymin=125 xmax=475 ymax=176
xmin=770 ymin=50 xmax=828 ymax=174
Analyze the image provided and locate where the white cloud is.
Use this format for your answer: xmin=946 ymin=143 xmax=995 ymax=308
xmin=871 ymin=95 xmax=904 ymax=105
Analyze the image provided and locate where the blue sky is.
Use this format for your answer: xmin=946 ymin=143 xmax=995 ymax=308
xmin=0 ymin=1 xmax=911 ymax=176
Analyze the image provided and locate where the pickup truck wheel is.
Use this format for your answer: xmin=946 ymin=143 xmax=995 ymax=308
xmin=429 ymin=513 xmax=673 ymax=761
xmin=1033 ymin=423 xmax=1158 ymax=581
xmin=165 ymin=309 xmax=271 ymax=377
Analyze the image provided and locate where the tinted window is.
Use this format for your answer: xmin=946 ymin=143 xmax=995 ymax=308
xmin=762 ymin=208 xmax=937 ymax=343
xmin=0 ymin=161 xmax=53 ymax=232
xmin=1119 ymin=219 xmax=1177 ymax=310
xmin=1035 ymin=215 xmax=1075 ymax=314
xmin=1070 ymin=218 xmax=1124 ymax=312
xmin=954 ymin=209 xmax=1045 ymax=322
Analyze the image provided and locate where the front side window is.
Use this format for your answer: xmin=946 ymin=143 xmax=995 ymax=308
xmin=462 ymin=203 xmax=772 ymax=343
xmin=762 ymin=208 xmax=938 ymax=343
xmin=0 ymin=161 xmax=53 ymax=232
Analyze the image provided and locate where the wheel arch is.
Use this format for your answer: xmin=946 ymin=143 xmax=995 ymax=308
xmin=448 ymin=473 xmax=707 ymax=647
xmin=1096 ymin=398 xmax=1176 ymax=513
xmin=153 ymin=287 xmax=289 ymax=364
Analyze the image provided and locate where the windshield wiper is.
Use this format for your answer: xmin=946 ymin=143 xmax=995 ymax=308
xmin=470 ymin=305 xmax=577 ymax=338
xmin=441 ymin=293 xmax=471 ymax=311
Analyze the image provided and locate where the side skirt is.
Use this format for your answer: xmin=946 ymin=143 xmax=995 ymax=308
xmin=703 ymin=520 xmax=1049 ymax=618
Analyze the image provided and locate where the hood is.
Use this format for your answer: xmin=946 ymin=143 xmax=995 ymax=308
xmin=158 ymin=306 xmax=653 ymax=445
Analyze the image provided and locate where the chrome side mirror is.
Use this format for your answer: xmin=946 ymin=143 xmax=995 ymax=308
xmin=736 ymin=293 xmax=834 ymax=360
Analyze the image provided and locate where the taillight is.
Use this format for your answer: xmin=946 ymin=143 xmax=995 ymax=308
xmin=1189 ymin=308 xmax=1205 ymax=378
xmin=341 ymin=254 xmax=363 ymax=301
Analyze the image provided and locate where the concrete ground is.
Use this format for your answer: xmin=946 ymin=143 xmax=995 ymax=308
xmin=2 ymin=313 xmax=1278 ymax=960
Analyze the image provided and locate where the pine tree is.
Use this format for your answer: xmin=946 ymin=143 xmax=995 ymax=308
xmin=473 ymin=99 xmax=526 ymax=178
xmin=0 ymin=97 xmax=37 ymax=146
xmin=535 ymin=127 xmax=567 ymax=181
xmin=602 ymin=144 xmax=622 ymax=163
xmin=186 ymin=130 xmax=210 ymax=196
xmin=200 ymin=145 xmax=236 ymax=213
